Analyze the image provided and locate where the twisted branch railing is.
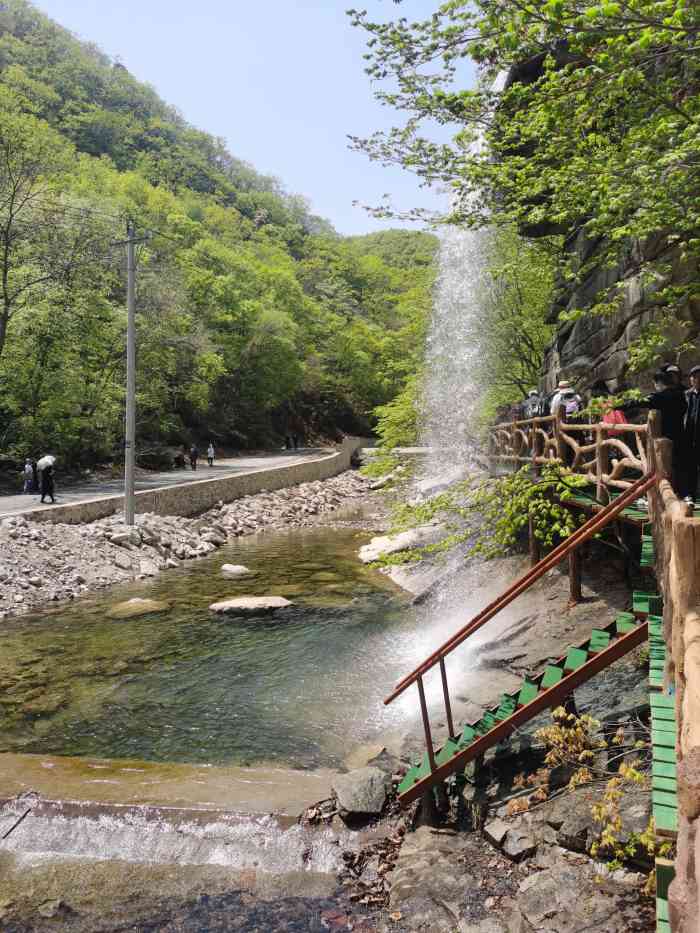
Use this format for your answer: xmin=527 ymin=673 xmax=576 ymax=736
xmin=488 ymin=407 xmax=651 ymax=500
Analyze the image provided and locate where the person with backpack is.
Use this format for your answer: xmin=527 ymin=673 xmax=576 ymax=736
xmin=551 ymin=380 xmax=582 ymax=419
xmin=189 ymin=444 xmax=199 ymax=471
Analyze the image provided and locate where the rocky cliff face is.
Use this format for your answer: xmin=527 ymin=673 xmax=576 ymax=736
xmin=541 ymin=231 xmax=700 ymax=394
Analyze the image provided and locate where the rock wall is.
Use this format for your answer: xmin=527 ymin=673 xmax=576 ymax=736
xmin=541 ymin=233 xmax=700 ymax=394
xmin=15 ymin=438 xmax=365 ymax=526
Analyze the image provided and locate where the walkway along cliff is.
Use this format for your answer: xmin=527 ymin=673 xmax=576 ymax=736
xmin=385 ymin=409 xmax=700 ymax=932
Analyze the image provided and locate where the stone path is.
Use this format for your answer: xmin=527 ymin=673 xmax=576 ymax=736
xmin=0 ymin=449 xmax=323 ymax=517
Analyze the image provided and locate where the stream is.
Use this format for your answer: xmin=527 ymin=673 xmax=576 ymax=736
xmin=0 ymin=521 xmax=438 ymax=770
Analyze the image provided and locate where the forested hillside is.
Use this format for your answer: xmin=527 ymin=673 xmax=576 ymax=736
xmin=0 ymin=0 xmax=437 ymax=466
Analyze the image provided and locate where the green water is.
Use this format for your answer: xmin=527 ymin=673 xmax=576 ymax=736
xmin=0 ymin=524 xmax=422 ymax=769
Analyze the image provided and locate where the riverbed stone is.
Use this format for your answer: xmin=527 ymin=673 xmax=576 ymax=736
xmin=209 ymin=596 xmax=293 ymax=614
xmin=358 ymin=525 xmax=443 ymax=563
xmin=220 ymin=564 xmax=252 ymax=577
xmin=332 ymin=766 xmax=391 ymax=816
xmin=107 ymin=597 xmax=170 ymax=619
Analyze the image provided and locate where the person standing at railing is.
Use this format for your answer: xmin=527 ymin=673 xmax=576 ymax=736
xmin=523 ymin=389 xmax=542 ymax=419
xmin=550 ymin=380 xmax=582 ymax=418
xmin=619 ymin=370 xmax=687 ymax=495
xmin=682 ymin=365 xmax=700 ymax=503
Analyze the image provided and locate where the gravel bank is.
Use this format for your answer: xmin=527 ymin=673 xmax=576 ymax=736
xmin=0 ymin=470 xmax=370 ymax=620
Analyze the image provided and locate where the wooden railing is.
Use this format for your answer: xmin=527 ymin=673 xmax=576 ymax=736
xmin=488 ymin=407 xmax=651 ymax=500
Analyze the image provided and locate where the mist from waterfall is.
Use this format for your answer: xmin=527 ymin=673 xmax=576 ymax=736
xmin=418 ymin=224 xmax=490 ymax=484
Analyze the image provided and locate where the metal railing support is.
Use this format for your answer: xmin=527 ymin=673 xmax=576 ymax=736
xmin=417 ymin=675 xmax=437 ymax=773
xmin=439 ymin=658 xmax=455 ymax=739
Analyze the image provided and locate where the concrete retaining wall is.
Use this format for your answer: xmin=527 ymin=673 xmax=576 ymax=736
xmin=16 ymin=438 xmax=365 ymax=526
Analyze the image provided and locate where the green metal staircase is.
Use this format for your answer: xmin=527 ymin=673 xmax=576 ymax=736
xmin=385 ymin=471 xmax=659 ymax=807
xmin=397 ymin=610 xmax=648 ymax=803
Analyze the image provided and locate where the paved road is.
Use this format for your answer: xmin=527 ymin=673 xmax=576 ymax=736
xmin=0 ymin=449 xmax=326 ymax=518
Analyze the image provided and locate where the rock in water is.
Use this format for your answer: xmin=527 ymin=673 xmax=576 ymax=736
xmin=332 ymin=766 xmax=390 ymax=816
xmin=358 ymin=525 xmax=443 ymax=563
xmin=107 ymin=598 xmax=169 ymax=619
xmin=209 ymin=596 xmax=292 ymax=614
xmin=220 ymin=564 xmax=252 ymax=577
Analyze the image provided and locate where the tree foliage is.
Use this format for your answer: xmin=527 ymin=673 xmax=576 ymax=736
xmin=350 ymin=0 xmax=700 ymax=353
xmin=0 ymin=1 xmax=438 ymax=465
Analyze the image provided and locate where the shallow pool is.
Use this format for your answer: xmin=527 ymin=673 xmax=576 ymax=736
xmin=0 ymin=523 xmax=433 ymax=769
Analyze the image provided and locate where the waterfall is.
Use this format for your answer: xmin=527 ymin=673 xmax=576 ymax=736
xmin=418 ymin=224 xmax=490 ymax=485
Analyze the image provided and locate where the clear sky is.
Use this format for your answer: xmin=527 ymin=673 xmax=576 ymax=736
xmin=36 ymin=0 xmax=474 ymax=235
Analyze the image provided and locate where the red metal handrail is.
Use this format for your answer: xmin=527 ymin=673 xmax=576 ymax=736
xmin=384 ymin=471 xmax=657 ymax=706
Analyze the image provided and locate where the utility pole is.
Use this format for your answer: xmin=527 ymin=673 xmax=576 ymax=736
xmin=124 ymin=219 xmax=136 ymax=525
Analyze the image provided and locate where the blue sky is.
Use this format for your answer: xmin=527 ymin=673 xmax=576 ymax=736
xmin=36 ymin=0 xmax=475 ymax=235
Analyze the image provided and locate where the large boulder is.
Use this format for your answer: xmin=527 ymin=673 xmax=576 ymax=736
xmin=209 ymin=596 xmax=292 ymax=614
xmin=107 ymin=598 xmax=169 ymax=619
xmin=332 ymin=766 xmax=390 ymax=816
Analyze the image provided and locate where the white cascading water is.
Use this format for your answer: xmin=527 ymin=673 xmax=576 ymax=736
xmin=418 ymin=224 xmax=490 ymax=486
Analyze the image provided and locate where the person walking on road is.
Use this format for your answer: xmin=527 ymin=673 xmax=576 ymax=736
xmin=40 ymin=463 xmax=55 ymax=504
xmin=207 ymin=442 xmax=215 ymax=467
xmin=189 ymin=444 xmax=199 ymax=471
xmin=22 ymin=459 xmax=33 ymax=493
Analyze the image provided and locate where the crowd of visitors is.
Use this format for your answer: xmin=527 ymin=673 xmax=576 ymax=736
xmin=504 ymin=363 xmax=700 ymax=501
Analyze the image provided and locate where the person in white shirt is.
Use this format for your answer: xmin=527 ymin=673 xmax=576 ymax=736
xmin=207 ymin=442 xmax=215 ymax=467
xmin=22 ymin=458 xmax=33 ymax=493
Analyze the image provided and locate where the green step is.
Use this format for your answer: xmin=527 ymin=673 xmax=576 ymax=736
xmin=634 ymin=591 xmax=663 ymax=614
xmin=615 ymin=613 xmax=637 ymax=634
xmin=650 ymin=692 xmax=674 ymax=709
xmin=541 ymin=665 xmax=564 ymax=689
xmin=564 ymin=647 xmax=589 ymax=671
xmin=653 ymin=776 xmax=677 ymax=793
xmin=653 ymin=745 xmax=676 ymax=764
xmin=517 ymin=680 xmax=539 ymax=707
xmin=435 ymin=739 xmax=459 ymax=766
xmin=588 ymin=629 xmax=611 ymax=652
xmin=652 ymin=790 xmax=677 ymax=810
xmin=652 ymin=761 xmax=677 ymax=779
xmin=654 ymin=805 xmax=678 ymax=835
xmin=457 ymin=725 xmax=476 ymax=748
xmin=479 ymin=712 xmax=497 ymax=732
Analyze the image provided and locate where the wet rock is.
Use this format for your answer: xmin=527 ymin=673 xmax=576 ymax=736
xmin=107 ymin=597 xmax=170 ymax=620
xmin=209 ymin=596 xmax=293 ymax=614
xmin=332 ymin=767 xmax=391 ymax=816
xmin=220 ymin=563 xmax=252 ymax=577
xmin=358 ymin=525 xmax=443 ymax=563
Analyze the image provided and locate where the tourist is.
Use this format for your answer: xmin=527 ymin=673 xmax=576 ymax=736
xmin=189 ymin=444 xmax=199 ymax=471
xmin=22 ymin=458 xmax=33 ymax=493
xmin=661 ymin=363 xmax=685 ymax=390
xmin=683 ymin=365 xmax=700 ymax=502
xmin=619 ymin=370 xmax=687 ymax=494
xmin=590 ymin=381 xmax=626 ymax=430
xmin=523 ymin=389 xmax=541 ymax=419
xmin=40 ymin=463 xmax=55 ymax=504
xmin=207 ymin=441 xmax=215 ymax=467
xmin=550 ymin=380 xmax=582 ymax=419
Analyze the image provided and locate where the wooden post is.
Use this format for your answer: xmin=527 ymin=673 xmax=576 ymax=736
xmin=532 ymin=418 xmax=542 ymax=478
xmin=568 ymin=549 xmax=582 ymax=604
xmin=554 ymin=406 xmax=567 ymax=463
xmin=595 ymin=424 xmax=610 ymax=503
